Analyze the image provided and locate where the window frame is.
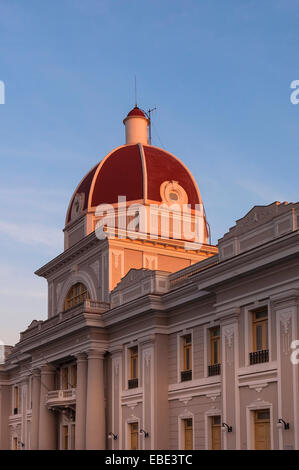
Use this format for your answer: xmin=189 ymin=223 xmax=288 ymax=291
xmin=130 ymin=346 xmax=138 ymax=380
xmin=177 ymin=330 xmax=194 ymax=383
xmin=60 ymin=363 xmax=77 ymax=390
xmin=12 ymin=385 xmax=19 ymax=415
xmin=125 ymin=343 xmax=140 ymax=391
xmin=252 ymin=309 xmax=268 ymax=352
xmin=64 ymin=282 xmax=90 ymax=311
xmin=183 ymin=334 xmax=192 ymax=372
xmin=210 ymin=327 xmax=221 ymax=365
xmin=244 ymin=301 xmax=271 ymax=367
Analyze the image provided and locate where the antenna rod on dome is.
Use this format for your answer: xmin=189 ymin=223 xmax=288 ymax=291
xmin=134 ymin=75 xmax=137 ymax=107
xmin=147 ymin=106 xmax=157 ymax=145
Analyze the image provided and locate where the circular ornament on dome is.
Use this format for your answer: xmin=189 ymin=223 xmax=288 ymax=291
xmin=71 ymin=193 xmax=85 ymax=220
xmin=160 ymin=180 xmax=188 ymax=206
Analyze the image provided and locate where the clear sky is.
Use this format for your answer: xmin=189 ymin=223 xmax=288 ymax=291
xmin=0 ymin=0 xmax=299 ymax=345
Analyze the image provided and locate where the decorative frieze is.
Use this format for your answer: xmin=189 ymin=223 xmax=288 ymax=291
xmin=279 ymin=310 xmax=293 ymax=355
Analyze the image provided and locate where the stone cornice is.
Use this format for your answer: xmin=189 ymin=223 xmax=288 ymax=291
xmin=190 ymin=230 xmax=299 ymax=290
xmin=102 ymin=293 xmax=164 ymax=327
xmin=270 ymin=288 xmax=299 ymax=309
xmin=35 ymin=231 xmax=107 ymax=278
xmin=8 ymin=311 xmax=103 ymax=359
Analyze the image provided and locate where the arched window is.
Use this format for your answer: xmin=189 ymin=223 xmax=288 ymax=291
xmin=64 ymin=282 xmax=90 ymax=311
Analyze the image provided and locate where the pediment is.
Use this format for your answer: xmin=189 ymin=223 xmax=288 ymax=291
xmin=113 ymin=268 xmax=152 ymax=292
xmin=223 ymin=202 xmax=292 ymax=239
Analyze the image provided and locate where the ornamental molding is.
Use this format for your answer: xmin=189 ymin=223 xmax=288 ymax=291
xmin=249 ymin=383 xmax=268 ymax=393
xmin=126 ymin=402 xmax=138 ymax=411
xmin=71 ymin=192 xmax=85 ymax=220
xmin=113 ymin=268 xmax=152 ymax=292
xmin=143 ymin=350 xmax=152 ymax=367
xmin=179 ymin=396 xmax=192 ymax=405
xmin=223 ymin=326 xmax=235 ymax=348
xmin=178 ymin=409 xmax=193 ymax=419
xmin=90 ymin=260 xmax=100 ymax=280
xmin=113 ymin=358 xmax=120 ymax=376
xmin=280 ymin=311 xmax=292 ymax=334
xmin=56 ymin=281 xmax=63 ymax=302
xmin=206 ymin=392 xmax=221 ymax=401
xmin=279 ymin=310 xmax=293 ymax=355
xmin=160 ymin=180 xmax=188 ymax=206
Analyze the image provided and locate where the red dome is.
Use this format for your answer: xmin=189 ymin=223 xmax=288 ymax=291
xmin=126 ymin=106 xmax=147 ymax=118
xmin=66 ymin=144 xmax=202 ymax=224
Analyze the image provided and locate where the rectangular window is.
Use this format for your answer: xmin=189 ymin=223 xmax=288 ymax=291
xmin=71 ymin=365 xmax=77 ymax=388
xmin=181 ymin=334 xmax=192 ymax=381
xmin=253 ymin=309 xmax=268 ymax=351
xmin=130 ymin=422 xmax=139 ymax=450
xmin=211 ymin=415 xmax=221 ymax=450
xmin=183 ymin=418 xmax=193 ymax=450
xmin=28 ymin=377 xmax=32 ymax=409
xmin=208 ymin=328 xmax=221 ymax=376
xmin=128 ymin=347 xmax=138 ymax=389
xmin=250 ymin=308 xmax=269 ymax=365
xmin=62 ymin=367 xmax=69 ymax=390
xmin=13 ymin=386 xmax=19 ymax=414
xmin=130 ymin=347 xmax=138 ymax=379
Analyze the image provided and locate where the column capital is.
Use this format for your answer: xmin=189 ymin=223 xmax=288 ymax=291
xmin=75 ymin=352 xmax=88 ymax=363
xmin=32 ymin=368 xmax=41 ymax=377
xmin=216 ymin=307 xmax=240 ymax=323
xmin=40 ymin=364 xmax=56 ymax=375
xmin=270 ymin=289 xmax=299 ymax=308
xmin=108 ymin=345 xmax=123 ymax=356
xmin=87 ymin=349 xmax=105 ymax=360
xmin=138 ymin=334 xmax=156 ymax=347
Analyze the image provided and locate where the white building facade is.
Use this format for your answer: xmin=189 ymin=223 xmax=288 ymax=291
xmin=0 ymin=108 xmax=299 ymax=450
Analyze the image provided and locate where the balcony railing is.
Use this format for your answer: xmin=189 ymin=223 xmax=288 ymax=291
xmin=181 ymin=370 xmax=192 ymax=382
xmin=249 ymin=349 xmax=269 ymax=365
xmin=208 ymin=363 xmax=221 ymax=376
xmin=128 ymin=378 xmax=139 ymax=389
xmin=46 ymin=388 xmax=76 ymax=407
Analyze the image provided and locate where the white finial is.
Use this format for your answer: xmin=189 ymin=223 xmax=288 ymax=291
xmin=123 ymin=106 xmax=149 ymax=145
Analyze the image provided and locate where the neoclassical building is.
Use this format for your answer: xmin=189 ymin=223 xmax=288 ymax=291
xmin=0 ymin=106 xmax=299 ymax=451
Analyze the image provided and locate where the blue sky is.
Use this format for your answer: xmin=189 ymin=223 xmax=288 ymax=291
xmin=1 ymin=0 xmax=299 ymax=345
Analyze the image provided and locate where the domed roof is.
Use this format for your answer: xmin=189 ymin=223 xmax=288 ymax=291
xmin=126 ymin=106 xmax=147 ymax=118
xmin=66 ymin=143 xmax=202 ymax=224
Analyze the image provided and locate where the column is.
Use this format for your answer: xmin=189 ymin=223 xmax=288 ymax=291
xmin=143 ymin=347 xmax=153 ymax=450
xmin=75 ymin=353 xmax=87 ymax=450
xmin=110 ymin=347 xmax=123 ymax=450
xmin=0 ymin=385 xmax=10 ymax=449
xmin=220 ymin=310 xmax=240 ymax=450
xmin=85 ymin=350 xmax=106 ymax=449
xmin=38 ymin=364 xmax=57 ymax=450
xmin=272 ymin=292 xmax=299 ymax=450
xmin=31 ymin=369 xmax=40 ymax=450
